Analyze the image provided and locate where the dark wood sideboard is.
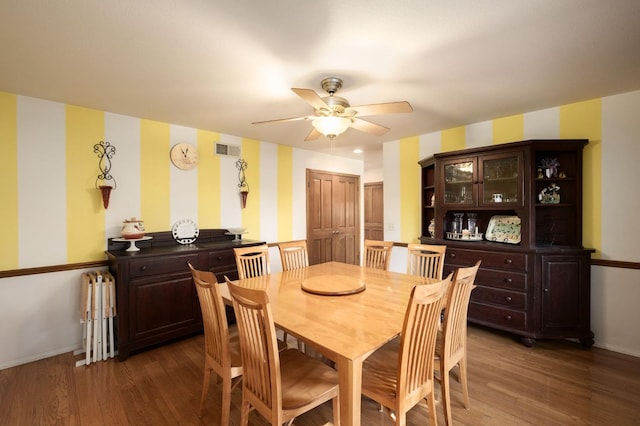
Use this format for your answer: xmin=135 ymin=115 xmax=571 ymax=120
xmin=107 ymin=229 xmax=264 ymax=360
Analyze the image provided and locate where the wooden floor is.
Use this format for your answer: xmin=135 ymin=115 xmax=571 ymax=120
xmin=1 ymin=325 xmax=639 ymax=425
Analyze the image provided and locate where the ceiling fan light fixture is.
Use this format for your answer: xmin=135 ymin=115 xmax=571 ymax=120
xmin=312 ymin=116 xmax=352 ymax=138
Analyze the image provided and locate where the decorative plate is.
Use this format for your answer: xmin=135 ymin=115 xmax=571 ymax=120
xmin=485 ymin=215 xmax=521 ymax=244
xmin=171 ymin=219 xmax=199 ymax=244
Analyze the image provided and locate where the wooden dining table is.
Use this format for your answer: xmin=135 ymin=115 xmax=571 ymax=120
xmin=220 ymin=261 xmax=438 ymax=426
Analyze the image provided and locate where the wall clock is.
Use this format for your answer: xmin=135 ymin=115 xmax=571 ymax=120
xmin=170 ymin=142 xmax=198 ymax=170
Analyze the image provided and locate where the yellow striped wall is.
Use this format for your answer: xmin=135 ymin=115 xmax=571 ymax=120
xmin=140 ymin=120 xmax=171 ymax=232
xmin=65 ymin=106 xmax=105 ymax=263
xmin=0 ymin=93 xmax=18 ymax=269
xmin=493 ymin=114 xmax=524 ymax=144
xmin=560 ymin=99 xmax=602 ymax=255
xmin=0 ymin=91 xmax=363 ymax=272
xmin=399 ymin=136 xmax=420 ymax=243
xmin=277 ymin=145 xmax=293 ymax=242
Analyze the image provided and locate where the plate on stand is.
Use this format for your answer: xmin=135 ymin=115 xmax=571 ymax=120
xmin=172 ymin=219 xmax=199 ymax=244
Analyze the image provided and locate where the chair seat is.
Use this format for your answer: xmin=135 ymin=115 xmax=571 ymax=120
xmin=279 ymin=349 xmax=339 ymax=410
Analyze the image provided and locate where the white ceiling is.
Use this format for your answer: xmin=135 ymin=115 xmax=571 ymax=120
xmin=2 ymin=1 xmax=640 ymax=169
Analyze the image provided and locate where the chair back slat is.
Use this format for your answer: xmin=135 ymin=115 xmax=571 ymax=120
xmin=189 ymin=264 xmax=231 ymax=371
xmin=442 ymin=261 xmax=481 ymax=360
xmin=227 ymin=278 xmax=283 ymax=420
xmin=406 ymin=243 xmax=447 ymax=279
xmin=278 ymin=240 xmax=309 ymax=271
xmin=234 ymin=245 xmax=271 ymax=279
xmin=398 ymin=275 xmax=451 ymax=404
xmin=363 ymin=239 xmax=393 ymax=270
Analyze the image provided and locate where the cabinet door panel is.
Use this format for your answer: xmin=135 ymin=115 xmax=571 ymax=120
xmin=443 ymin=158 xmax=475 ymax=205
xmin=478 ymin=151 xmax=524 ymax=206
xmin=131 ymin=275 xmax=198 ymax=337
xmin=541 ymin=255 xmax=589 ymax=333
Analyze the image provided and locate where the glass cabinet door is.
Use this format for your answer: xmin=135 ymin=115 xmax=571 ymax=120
xmin=479 ymin=152 xmax=523 ymax=206
xmin=443 ymin=159 xmax=475 ymax=205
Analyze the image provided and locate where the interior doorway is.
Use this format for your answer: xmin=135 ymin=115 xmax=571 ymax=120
xmin=306 ymin=169 xmax=360 ymax=265
xmin=364 ymin=182 xmax=384 ymax=240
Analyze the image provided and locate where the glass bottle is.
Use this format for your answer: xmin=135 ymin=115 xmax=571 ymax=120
xmin=452 ymin=213 xmax=464 ymax=234
xmin=467 ymin=213 xmax=478 ymax=234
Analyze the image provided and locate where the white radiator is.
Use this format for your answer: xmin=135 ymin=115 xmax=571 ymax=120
xmin=75 ymin=271 xmax=117 ymax=367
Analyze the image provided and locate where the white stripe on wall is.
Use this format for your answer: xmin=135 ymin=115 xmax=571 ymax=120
xmin=524 ymin=106 xmax=560 ymax=139
xmin=601 ymin=90 xmax=640 ymax=261
xmin=17 ymin=96 xmax=67 ymax=267
xmin=170 ymin=125 xmax=198 ymax=228
xmin=383 ymin=140 xmax=401 ymax=242
xmin=465 ymin=121 xmax=492 ymax=148
xmin=419 ymin=132 xmax=440 ymax=161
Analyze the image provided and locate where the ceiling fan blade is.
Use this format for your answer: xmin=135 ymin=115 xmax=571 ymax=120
xmin=292 ymin=88 xmax=331 ymax=111
xmin=345 ymin=101 xmax=413 ymax=117
xmin=304 ymin=127 xmax=322 ymax=141
xmin=252 ymin=115 xmax=312 ymax=125
xmin=350 ymin=117 xmax=390 ymax=136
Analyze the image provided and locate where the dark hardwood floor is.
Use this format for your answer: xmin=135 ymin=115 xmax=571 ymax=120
xmin=1 ymin=325 xmax=639 ymax=425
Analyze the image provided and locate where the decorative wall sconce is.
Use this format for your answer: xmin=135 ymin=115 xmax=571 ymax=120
xmin=236 ymin=157 xmax=249 ymax=208
xmin=94 ymin=141 xmax=116 ymax=209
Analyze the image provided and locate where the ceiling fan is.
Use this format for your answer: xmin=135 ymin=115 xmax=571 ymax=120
xmin=252 ymin=77 xmax=413 ymax=141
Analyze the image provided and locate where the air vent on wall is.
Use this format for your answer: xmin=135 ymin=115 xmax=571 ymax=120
xmin=214 ymin=143 xmax=241 ymax=157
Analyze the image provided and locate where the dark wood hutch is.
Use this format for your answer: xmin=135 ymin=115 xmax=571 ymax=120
xmin=419 ymin=139 xmax=594 ymax=346
xmin=107 ymin=229 xmax=263 ymax=360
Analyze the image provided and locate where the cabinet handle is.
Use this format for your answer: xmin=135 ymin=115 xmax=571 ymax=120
xmin=450 ymin=253 xmax=456 ymax=258
xmin=543 ymin=288 xmax=549 ymax=293
xmin=505 ymin=296 xmax=512 ymax=302
xmin=504 ymin=277 xmax=513 ymax=284
xmin=505 ymin=259 xmax=513 ymax=264
xmin=140 ymin=266 xmax=147 ymax=271
xmin=504 ymin=314 xmax=512 ymax=321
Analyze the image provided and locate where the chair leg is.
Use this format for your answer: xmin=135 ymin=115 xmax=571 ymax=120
xmin=441 ymin=365 xmax=453 ymax=426
xmin=240 ymin=399 xmax=251 ymax=426
xmin=332 ymin=394 xmax=340 ymax=426
xmin=426 ymin=392 xmax=437 ymax=426
xmin=220 ymin=375 xmax=232 ymax=426
xmin=198 ymin=365 xmax=211 ymax=417
xmin=459 ymin=357 xmax=470 ymax=408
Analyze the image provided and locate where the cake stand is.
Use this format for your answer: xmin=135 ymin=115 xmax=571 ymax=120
xmin=112 ymin=236 xmax=153 ymax=252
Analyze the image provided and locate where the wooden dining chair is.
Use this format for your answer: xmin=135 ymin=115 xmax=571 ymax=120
xmin=226 ymin=277 xmax=340 ymax=426
xmin=361 ymin=274 xmax=452 ymax=425
xmin=278 ymin=240 xmax=309 ymax=271
xmin=363 ymin=239 xmax=394 ymax=270
xmin=406 ymin=243 xmax=447 ymax=279
xmin=436 ymin=260 xmax=481 ymax=426
xmin=234 ymin=244 xmax=271 ymax=279
xmin=188 ymin=263 xmax=242 ymax=425
xmin=277 ymin=240 xmax=309 ymax=350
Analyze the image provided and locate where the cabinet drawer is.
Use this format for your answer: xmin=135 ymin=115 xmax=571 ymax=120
xmin=129 ymin=254 xmax=199 ymax=278
xmin=469 ymin=302 xmax=526 ymax=330
xmin=476 ymin=268 xmax=527 ymax=291
xmin=471 ymin=286 xmax=526 ymax=310
xmin=208 ymin=250 xmax=236 ymax=271
xmin=446 ymin=249 xmax=527 ymax=271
